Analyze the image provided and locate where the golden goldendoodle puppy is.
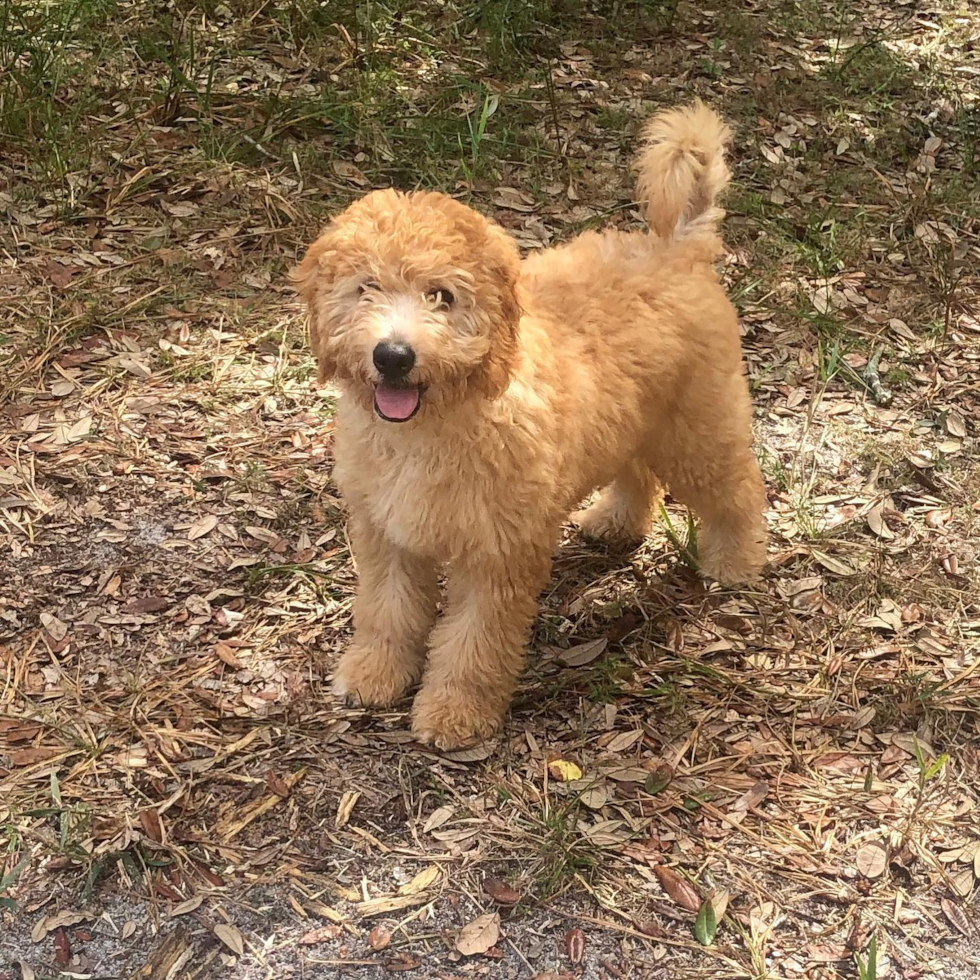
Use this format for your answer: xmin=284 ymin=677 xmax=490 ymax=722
xmin=293 ymin=102 xmax=767 ymax=749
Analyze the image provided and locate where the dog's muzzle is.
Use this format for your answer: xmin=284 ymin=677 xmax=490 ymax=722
xmin=373 ymin=341 xmax=422 ymax=422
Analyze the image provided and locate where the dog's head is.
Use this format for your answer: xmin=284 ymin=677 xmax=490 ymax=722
xmin=292 ymin=189 xmax=521 ymax=422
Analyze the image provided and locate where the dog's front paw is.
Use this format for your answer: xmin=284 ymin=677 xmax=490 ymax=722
xmin=332 ymin=642 xmax=420 ymax=707
xmin=411 ymin=686 xmax=504 ymax=751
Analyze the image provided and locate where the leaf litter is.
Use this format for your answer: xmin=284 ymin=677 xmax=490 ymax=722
xmin=2 ymin=0 xmax=980 ymax=978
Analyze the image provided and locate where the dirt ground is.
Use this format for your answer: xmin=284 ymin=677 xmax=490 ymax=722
xmin=2 ymin=1 xmax=979 ymax=978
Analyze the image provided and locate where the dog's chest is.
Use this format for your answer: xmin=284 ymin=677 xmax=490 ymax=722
xmin=335 ymin=415 xmax=548 ymax=560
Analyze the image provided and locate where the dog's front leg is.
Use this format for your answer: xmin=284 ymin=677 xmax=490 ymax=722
xmin=333 ymin=515 xmax=438 ymax=706
xmin=412 ymin=545 xmax=553 ymax=749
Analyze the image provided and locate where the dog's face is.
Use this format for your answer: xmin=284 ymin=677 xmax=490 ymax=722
xmin=293 ymin=189 xmax=521 ymax=422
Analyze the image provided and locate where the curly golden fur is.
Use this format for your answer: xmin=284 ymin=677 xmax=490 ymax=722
xmin=293 ymin=101 xmax=767 ymax=749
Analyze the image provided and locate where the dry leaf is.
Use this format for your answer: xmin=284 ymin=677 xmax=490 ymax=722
xmin=187 ymin=514 xmax=219 ymax=540
xmin=548 ymin=760 xmax=583 ymax=782
xmin=564 ymin=927 xmax=586 ymax=963
xmin=866 ymin=505 xmax=895 ymax=539
xmin=368 ymin=923 xmax=392 ymax=951
xmin=214 ymin=642 xmax=243 ymax=669
xmin=941 ymin=898 xmax=971 ymax=936
xmin=39 ymin=612 xmax=68 ymax=642
xmin=558 ymin=638 xmax=607 ymax=667
xmin=578 ymin=783 xmax=608 ymax=809
xmin=170 ymin=895 xmax=204 ymax=917
xmin=298 ymin=924 xmax=342 ymax=944
xmin=483 ymin=877 xmax=521 ymax=906
xmin=604 ymin=729 xmax=644 ymax=753
xmin=441 ymin=741 xmax=496 ymax=762
xmin=423 ymin=805 xmax=454 ymax=833
xmin=139 ymin=808 xmax=164 ymax=843
xmin=455 ymin=912 xmax=500 ymax=956
xmin=950 ymin=869 xmax=973 ymax=899
xmin=654 ymin=866 xmax=701 ymax=913
xmin=214 ymin=923 xmax=244 ymax=957
xmin=855 ymin=842 xmax=887 ymax=879
xmin=945 ymin=413 xmax=967 ymax=437
xmin=332 ymin=161 xmax=370 ymax=186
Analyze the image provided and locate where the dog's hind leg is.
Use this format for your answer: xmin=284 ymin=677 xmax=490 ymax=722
xmin=574 ymin=460 xmax=663 ymax=544
xmin=656 ymin=415 xmax=767 ymax=585
xmin=333 ymin=515 xmax=438 ymax=706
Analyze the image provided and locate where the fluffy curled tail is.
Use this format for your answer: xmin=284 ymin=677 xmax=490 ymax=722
xmin=635 ymin=101 xmax=731 ymax=240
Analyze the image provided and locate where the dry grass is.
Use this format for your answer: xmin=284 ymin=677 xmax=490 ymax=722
xmin=2 ymin=0 xmax=980 ymax=977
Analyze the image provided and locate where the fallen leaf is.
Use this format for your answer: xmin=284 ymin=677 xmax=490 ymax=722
xmin=564 ymin=927 xmax=585 ymax=963
xmin=130 ymin=596 xmax=170 ymax=613
xmin=187 ymin=515 xmax=219 ymax=540
xmin=39 ymin=612 xmax=68 ymax=642
xmin=332 ymin=161 xmax=370 ymax=186
xmin=139 ymin=809 xmax=164 ymax=843
xmin=693 ymin=897 xmax=717 ymax=945
xmin=423 ymin=805 xmax=454 ymax=833
xmin=654 ymin=866 xmax=701 ymax=913
xmin=441 ymin=741 xmax=496 ymax=762
xmin=558 ymin=638 xmax=607 ymax=667
xmin=950 ymin=869 xmax=973 ymax=899
xmin=368 ymin=923 xmax=392 ymax=951
xmin=941 ymin=898 xmax=971 ymax=936
xmin=265 ymin=772 xmax=291 ymax=797
xmin=731 ymin=780 xmax=769 ymax=812
xmin=455 ymin=912 xmax=500 ymax=956
xmin=604 ymin=729 xmax=644 ymax=753
xmin=214 ymin=642 xmax=243 ymax=669
xmin=945 ymin=413 xmax=967 ymax=438
xmin=298 ymin=924 xmax=342 ymax=944
xmin=53 ymin=928 xmax=70 ymax=967
xmin=548 ymin=760 xmax=583 ymax=782
xmin=866 ymin=504 xmax=895 ymax=540
xmin=31 ymin=909 xmax=92 ymax=941
xmin=11 ymin=746 xmax=64 ymax=766
xmin=483 ymin=878 xmax=521 ymax=906
xmin=214 ymin=922 xmax=244 ymax=956
xmin=383 ymin=953 xmax=420 ymax=972
xmin=855 ymin=842 xmax=887 ymax=879
xmin=578 ymin=782 xmax=608 ymax=809
xmin=169 ymin=895 xmax=204 ymax=917
xmin=644 ymin=767 xmax=673 ymax=795
xmin=810 ymin=549 xmax=858 ymax=576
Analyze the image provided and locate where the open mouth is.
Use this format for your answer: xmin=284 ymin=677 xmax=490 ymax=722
xmin=374 ymin=380 xmax=422 ymax=422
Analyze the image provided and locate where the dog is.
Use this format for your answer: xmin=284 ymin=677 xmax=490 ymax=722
xmin=293 ymin=101 xmax=767 ymax=749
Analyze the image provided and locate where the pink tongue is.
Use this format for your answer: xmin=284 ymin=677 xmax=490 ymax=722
xmin=375 ymin=382 xmax=420 ymax=420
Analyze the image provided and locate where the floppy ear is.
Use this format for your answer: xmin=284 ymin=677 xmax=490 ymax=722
xmin=473 ymin=224 xmax=522 ymax=399
xmin=290 ymin=229 xmax=340 ymax=384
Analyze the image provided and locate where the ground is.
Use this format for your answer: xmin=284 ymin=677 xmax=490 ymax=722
xmin=1 ymin=1 xmax=979 ymax=978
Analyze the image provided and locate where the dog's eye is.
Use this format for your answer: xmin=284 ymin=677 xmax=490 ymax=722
xmin=426 ymin=287 xmax=454 ymax=309
xmin=358 ymin=280 xmax=380 ymax=295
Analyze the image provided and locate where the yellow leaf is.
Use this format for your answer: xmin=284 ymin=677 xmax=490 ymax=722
xmin=548 ymin=760 xmax=582 ymax=782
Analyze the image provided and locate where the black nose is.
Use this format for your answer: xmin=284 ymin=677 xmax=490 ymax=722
xmin=373 ymin=341 xmax=415 ymax=377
